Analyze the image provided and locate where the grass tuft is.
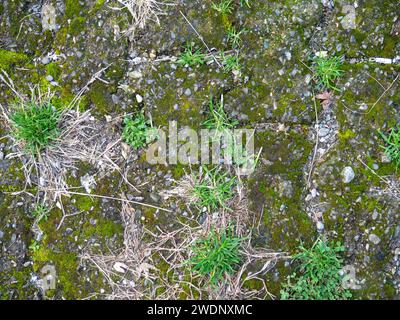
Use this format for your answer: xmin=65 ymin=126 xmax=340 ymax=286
xmin=203 ymin=95 xmax=238 ymax=133
xmin=211 ymin=0 xmax=234 ymax=14
xmin=280 ymin=237 xmax=352 ymax=300
xmin=188 ymin=226 xmax=245 ymax=285
xmin=177 ymin=44 xmax=206 ymax=67
xmin=226 ymin=26 xmax=245 ymax=48
xmin=193 ymin=166 xmax=236 ymax=210
xmin=312 ymin=54 xmax=343 ymax=91
xmin=10 ymin=101 xmax=60 ymax=154
xmin=380 ymin=126 xmax=400 ymax=168
xmin=221 ymin=52 xmax=241 ymax=73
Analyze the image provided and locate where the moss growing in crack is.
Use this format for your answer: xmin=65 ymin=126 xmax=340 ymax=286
xmin=69 ymin=17 xmax=86 ymax=36
xmin=0 ymin=268 xmax=36 ymax=299
xmin=91 ymin=0 xmax=107 ymax=13
xmin=88 ymin=82 xmax=112 ymax=115
xmin=247 ymin=127 xmax=314 ymax=260
xmin=32 ymin=243 xmax=80 ymax=298
xmin=0 ymin=49 xmax=28 ymax=71
xmin=33 ymin=199 xmax=123 ymax=299
xmin=65 ymin=0 xmax=84 ymax=18
xmin=45 ymin=62 xmax=62 ymax=81
xmin=142 ymin=206 xmax=157 ymax=225
xmin=74 ymin=195 xmax=96 ymax=212
xmin=105 ymin=65 xmax=126 ymax=83
xmin=82 ymin=218 xmax=123 ymax=239
xmin=338 ymin=129 xmax=356 ymax=147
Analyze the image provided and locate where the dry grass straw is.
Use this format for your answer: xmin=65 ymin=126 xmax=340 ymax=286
xmin=82 ymin=174 xmax=288 ymax=300
xmin=111 ymin=0 xmax=171 ymax=39
xmin=0 ymin=69 xmax=123 ymax=203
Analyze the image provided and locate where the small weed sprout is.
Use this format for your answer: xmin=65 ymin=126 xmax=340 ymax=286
xmin=29 ymin=240 xmax=40 ymax=254
xmin=122 ymin=111 xmax=158 ymax=149
xmin=188 ymin=227 xmax=245 ymax=285
xmin=177 ymin=44 xmax=206 ymax=67
xmin=193 ymin=166 xmax=236 ymax=210
xmin=280 ymin=237 xmax=352 ymax=300
xmin=32 ymin=204 xmax=49 ymax=222
xmin=312 ymin=53 xmax=343 ymax=91
xmin=227 ymin=26 xmax=245 ymax=48
xmin=211 ymin=0 xmax=234 ymax=14
xmin=203 ymin=95 xmax=239 ymax=134
xmin=380 ymin=126 xmax=400 ymax=168
xmin=221 ymin=52 xmax=241 ymax=73
xmin=10 ymin=101 xmax=60 ymax=154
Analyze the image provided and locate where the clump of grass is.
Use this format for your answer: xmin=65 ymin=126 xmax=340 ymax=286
xmin=177 ymin=44 xmax=206 ymax=67
xmin=281 ymin=237 xmax=352 ymax=300
xmin=188 ymin=226 xmax=245 ymax=285
xmin=211 ymin=0 xmax=234 ymax=14
xmin=122 ymin=111 xmax=158 ymax=149
xmin=221 ymin=52 xmax=241 ymax=73
xmin=10 ymin=101 xmax=60 ymax=154
xmin=227 ymin=26 xmax=245 ymax=48
xmin=203 ymin=95 xmax=238 ymax=133
xmin=380 ymin=126 xmax=400 ymax=168
xmin=0 ymin=70 xmax=129 ymax=202
xmin=312 ymin=53 xmax=343 ymax=91
xmin=193 ymin=166 xmax=236 ymax=210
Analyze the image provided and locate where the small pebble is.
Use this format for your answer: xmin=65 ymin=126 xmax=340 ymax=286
xmin=316 ymin=221 xmax=324 ymax=231
xmin=311 ymin=188 xmax=317 ymax=198
xmin=41 ymin=56 xmax=50 ymax=64
xmin=128 ymin=70 xmax=142 ymax=79
xmin=369 ymin=233 xmax=381 ymax=245
xmin=136 ymin=94 xmax=143 ymax=103
xmin=342 ymin=166 xmax=355 ymax=183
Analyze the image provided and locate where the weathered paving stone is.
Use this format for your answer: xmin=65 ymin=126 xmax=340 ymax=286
xmin=0 ymin=0 xmax=399 ymax=300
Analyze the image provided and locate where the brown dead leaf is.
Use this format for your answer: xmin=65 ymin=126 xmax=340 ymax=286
xmin=316 ymin=91 xmax=332 ymax=109
xmin=316 ymin=92 xmax=329 ymax=100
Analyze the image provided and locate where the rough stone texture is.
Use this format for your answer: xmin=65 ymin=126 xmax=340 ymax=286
xmin=0 ymin=0 xmax=399 ymax=299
